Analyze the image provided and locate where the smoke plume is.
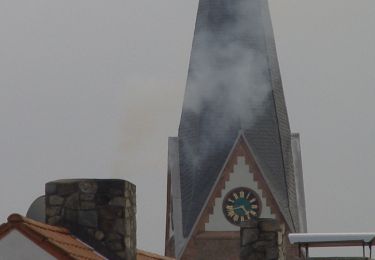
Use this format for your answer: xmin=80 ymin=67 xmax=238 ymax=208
xmin=181 ymin=0 xmax=273 ymax=168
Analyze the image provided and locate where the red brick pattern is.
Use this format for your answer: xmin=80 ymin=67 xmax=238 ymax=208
xmin=180 ymin=136 xmax=292 ymax=259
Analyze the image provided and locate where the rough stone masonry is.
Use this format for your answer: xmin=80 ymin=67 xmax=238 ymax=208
xmin=240 ymin=219 xmax=285 ymax=260
xmin=45 ymin=179 xmax=136 ymax=260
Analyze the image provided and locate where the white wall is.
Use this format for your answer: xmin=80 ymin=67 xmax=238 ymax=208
xmin=0 ymin=230 xmax=55 ymax=260
xmin=205 ymin=156 xmax=275 ymax=231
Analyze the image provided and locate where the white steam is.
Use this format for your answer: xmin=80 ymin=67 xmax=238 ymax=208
xmin=179 ymin=0 xmax=276 ymax=178
xmin=183 ymin=0 xmax=272 ymax=130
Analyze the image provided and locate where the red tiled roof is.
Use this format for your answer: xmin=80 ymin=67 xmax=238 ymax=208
xmin=0 ymin=214 xmax=105 ymax=260
xmin=0 ymin=214 xmax=175 ymax=260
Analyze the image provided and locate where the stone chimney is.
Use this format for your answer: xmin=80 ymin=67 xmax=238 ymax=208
xmin=45 ymin=179 xmax=136 ymax=260
xmin=240 ymin=219 xmax=281 ymax=260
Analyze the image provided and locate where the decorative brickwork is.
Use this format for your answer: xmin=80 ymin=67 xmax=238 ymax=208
xmin=193 ymin=137 xmax=288 ymax=236
xmin=175 ymin=136 xmax=300 ymax=259
xmin=45 ymin=179 xmax=136 ymax=260
xmin=182 ymin=232 xmax=240 ymax=260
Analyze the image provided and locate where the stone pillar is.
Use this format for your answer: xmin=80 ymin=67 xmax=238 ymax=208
xmin=45 ymin=179 xmax=136 ymax=260
xmin=240 ymin=219 xmax=280 ymax=260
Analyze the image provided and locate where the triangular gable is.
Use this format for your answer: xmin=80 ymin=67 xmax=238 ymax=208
xmin=179 ymin=133 xmax=292 ymax=258
xmin=204 ymin=155 xmax=275 ymax=231
xmin=0 ymin=214 xmax=105 ymax=260
xmin=0 ymin=229 xmax=56 ymax=259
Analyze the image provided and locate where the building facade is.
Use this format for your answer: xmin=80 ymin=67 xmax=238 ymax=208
xmin=165 ymin=0 xmax=307 ymax=259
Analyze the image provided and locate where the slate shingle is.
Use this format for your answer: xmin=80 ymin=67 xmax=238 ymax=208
xmin=176 ymin=0 xmax=300 ymax=238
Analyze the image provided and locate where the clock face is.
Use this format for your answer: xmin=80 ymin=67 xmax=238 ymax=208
xmin=222 ymin=187 xmax=261 ymax=225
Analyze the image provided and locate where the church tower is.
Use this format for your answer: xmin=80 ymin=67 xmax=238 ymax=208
xmin=165 ymin=0 xmax=306 ymax=259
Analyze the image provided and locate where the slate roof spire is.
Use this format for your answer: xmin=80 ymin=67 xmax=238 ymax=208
xmin=174 ymin=0 xmax=300 ymax=242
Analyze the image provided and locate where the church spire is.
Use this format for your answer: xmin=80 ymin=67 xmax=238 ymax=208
xmin=167 ymin=0 xmax=303 ymax=258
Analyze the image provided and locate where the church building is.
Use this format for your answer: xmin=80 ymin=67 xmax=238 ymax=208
xmin=165 ymin=0 xmax=307 ymax=259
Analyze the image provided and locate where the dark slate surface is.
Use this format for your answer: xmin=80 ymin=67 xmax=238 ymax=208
xmin=26 ymin=195 xmax=46 ymax=223
xmin=177 ymin=0 xmax=297 ymax=237
xmin=261 ymin=0 xmax=300 ymax=232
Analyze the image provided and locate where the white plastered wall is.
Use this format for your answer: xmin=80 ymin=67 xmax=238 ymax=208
xmin=205 ymin=156 xmax=275 ymax=231
xmin=0 ymin=230 xmax=55 ymax=260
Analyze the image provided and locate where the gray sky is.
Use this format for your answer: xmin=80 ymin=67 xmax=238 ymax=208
xmin=0 ymin=0 xmax=374 ymax=257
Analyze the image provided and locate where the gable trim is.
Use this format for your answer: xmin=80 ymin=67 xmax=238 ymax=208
xmin=241 ymin=134 xmax=291 ymax=228
xmin=177 ymin=132 xmax=243 ymax=259
xmin=0 ymin=224 xmax=12 ymax=240
xmin=0 ymin=214 xmax=107 ymax=260
xmin=178 ymin=131 xmax=292 ymax=259
xmin=168 ymin=137 xmax=186 ymax=258
xmin=0 ymin=215 xmax=73 ymax=259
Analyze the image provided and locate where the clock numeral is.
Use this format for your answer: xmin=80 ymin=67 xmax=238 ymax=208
xmin=227 ymin=211 xmax=235 ymax=217
xmin=222 ymin=188 xmax=261 ymax=226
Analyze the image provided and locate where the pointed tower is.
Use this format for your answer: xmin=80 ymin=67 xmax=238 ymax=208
xmin=165 ymin=0 xmax=306 ymax=259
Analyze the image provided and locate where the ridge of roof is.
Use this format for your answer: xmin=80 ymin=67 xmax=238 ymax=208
xmin=2 ymin=214 xmax=176 ymax=260
xmin=0 ymin=213 xmax=106 ymax=260
xmin=8 ymin=213 xmax=70 ymax=234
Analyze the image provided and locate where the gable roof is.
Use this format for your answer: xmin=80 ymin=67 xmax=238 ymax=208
xmin=0 ymin=214 xmax=176 ymax=260
xmin=177 ymin=0 xmax=298 ymax=240
xmin=0 ymin=214 xmax=105 ymax=260
xmin=177 ymin=134 xmax=293 ymax=258
xmin=210 ymin=134 xmax=291 ymax=227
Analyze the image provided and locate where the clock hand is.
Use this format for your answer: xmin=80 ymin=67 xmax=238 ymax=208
xmin=232 ymin=206 xmax=249 ymax=215
xmin=240 ymin=205 xmax=250 ymax=214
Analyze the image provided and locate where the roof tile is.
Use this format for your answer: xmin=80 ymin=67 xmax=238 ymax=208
xmin=1 ymin=214 xmax=105 ymax=260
